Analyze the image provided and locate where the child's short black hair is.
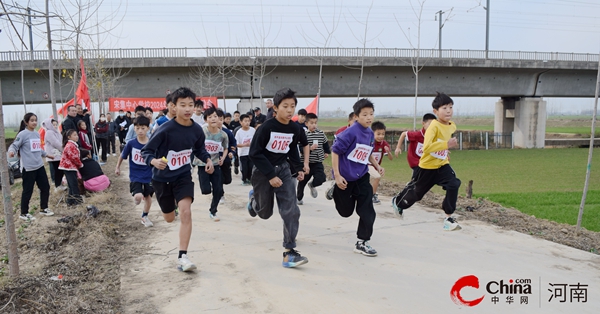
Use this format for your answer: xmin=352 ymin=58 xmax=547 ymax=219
xmin=194 ymin=99 xmax=204 ymax=108
xmin=224 ymin=112 xmax=232 ymax=118
xmin=348 ymin=112 xmax=355 ymax=120
xmin=353 ymin=98 xmax=374 ymax=116
xmin=234 ymin=111 xmax=240 ymax=115
xmin=371 ymin=121 xmax=386 ymax=132
xmin=273 ymin=87 xmax=297 ymax=107
xmin=203 ymin=106 xmax=224 ymax=120
xmin=305 ymin=113 xmax=318 ymax=122
xmin=134 ymin=116 xmax=150 ymax=127
xmin=422 ymin=113 xmax=437 ymax=121
xmin=135 ymin=105 xmax=146 ymax=114
xmin=171 ymin=87 xmax=196 ymax=105
xmin=240 ymin=114 xmax=250 ymax=121
xmin=145 ymin=107 xmax=153 ymax=113
xmin=298 ymin=109 xmax=307 ymax=116
xmin=432 ymin=92 xmax=453 ymax=110
xmin=165 ymin=93 xmax=173 ymax=105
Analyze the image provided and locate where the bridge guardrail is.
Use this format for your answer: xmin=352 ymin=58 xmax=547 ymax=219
xmin=1 ymin=47 xmax=598 ymax=63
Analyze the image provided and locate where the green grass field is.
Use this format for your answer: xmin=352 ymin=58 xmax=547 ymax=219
xmin=326 ymin=148 xmax=600 ymax=231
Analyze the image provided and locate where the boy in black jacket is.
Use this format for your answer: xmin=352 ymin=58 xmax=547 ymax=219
xmin=247 ymin=87 xmax=310 ymax=268
xmin=141 ymin=87 xmax=213 ymax=272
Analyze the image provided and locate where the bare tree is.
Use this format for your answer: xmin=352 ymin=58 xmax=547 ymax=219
xmin=345 ymin=1 xmax=384 ymax=99
xmin=395 ymin=0 xmax=453 ymax=129
xmin=577 ymin=55 xmax=600 ymax=231
xmin=300 ymin=0 xmax=343 ymax=115
xmin=0 ymin=81 xmax=20 ymax=277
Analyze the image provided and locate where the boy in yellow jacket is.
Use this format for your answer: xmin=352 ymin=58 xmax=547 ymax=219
xmin=392 ymin=92 xmax=461 ymax=231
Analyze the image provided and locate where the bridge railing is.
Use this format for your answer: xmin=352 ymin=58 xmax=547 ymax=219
xmin=0 ymin=47 xmax=598 ymax=62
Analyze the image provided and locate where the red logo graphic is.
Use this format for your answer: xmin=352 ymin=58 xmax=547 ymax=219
xmin=450 ymin=275 xmax=485 ymax=307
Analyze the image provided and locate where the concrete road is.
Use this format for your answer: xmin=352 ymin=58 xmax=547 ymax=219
xmin=121 ymin=174 xmax=600 ymax=314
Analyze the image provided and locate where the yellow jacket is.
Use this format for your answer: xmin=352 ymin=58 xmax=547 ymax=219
xmin=418 ymin=120 xmax=456 ymax=169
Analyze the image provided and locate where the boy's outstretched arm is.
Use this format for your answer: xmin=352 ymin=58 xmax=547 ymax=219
xmin=395 ymin=131 xmax=407 ymax=157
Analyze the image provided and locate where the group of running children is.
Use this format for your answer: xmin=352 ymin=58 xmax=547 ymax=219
xmin=9 ymin=86 xmax=461 ymax=272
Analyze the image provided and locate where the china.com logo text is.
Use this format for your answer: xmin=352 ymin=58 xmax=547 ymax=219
xmin=450 ymin=275 xmax=532 ymax=307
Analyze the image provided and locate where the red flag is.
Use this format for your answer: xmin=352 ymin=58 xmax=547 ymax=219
xmin=75 ymin=57 xmax=90 ymax=108
xmin=59 ymin=58 xmax=90 ymax=116
xmin=292 ymin=95 xmax=319 ymax=121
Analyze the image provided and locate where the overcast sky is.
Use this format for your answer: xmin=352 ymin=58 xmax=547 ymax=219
xmin=1 ymin=0 xmax=600 ymax=120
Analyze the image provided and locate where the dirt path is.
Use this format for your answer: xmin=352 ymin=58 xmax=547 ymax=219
xmin=120 ymin=172 xmax=600 ymax=313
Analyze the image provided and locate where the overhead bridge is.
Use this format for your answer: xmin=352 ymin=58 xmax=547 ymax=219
xmin=0 ymin=47 xmax=598 ymax=148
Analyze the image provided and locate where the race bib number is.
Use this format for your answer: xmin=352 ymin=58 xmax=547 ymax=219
xmin=242 ymin=137 xmax=252 ymax=145
xmin=205 ymin=140 xmax=222 ymax=154
xmin=415 ymin=142 xmax=424 ymax=157
xmin=266 ymin=132 xmax=293 ymax=154
xmin=166 ymin=149 xmax=192 ymax=170
xmin=348 ymin=143 xmax=373 ymax=165
xmin=30 ymin=139 xmax=42 ymax=152
xmin=131 ymin=147 xmax=146 ymax=166
xmin=372 ymin=152 xmax=382 ymax=164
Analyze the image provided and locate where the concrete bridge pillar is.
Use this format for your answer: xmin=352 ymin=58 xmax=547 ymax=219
xmin=494 ymin=97 xmax=546 ymax=148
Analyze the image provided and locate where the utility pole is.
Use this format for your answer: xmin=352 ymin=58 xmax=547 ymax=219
xmin=27 ymin=7 xmax=33 ymax=60
xmin=436 ymin=10 xmax=443 ymax=56
xmin=46 ymin=0 xmax=58 ymax=119
xmin=485 ymin=0 xmax=490 ymax=59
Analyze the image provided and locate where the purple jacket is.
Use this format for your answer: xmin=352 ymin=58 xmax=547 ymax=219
xmin=331 ymin=122 xmax=374 ymax=181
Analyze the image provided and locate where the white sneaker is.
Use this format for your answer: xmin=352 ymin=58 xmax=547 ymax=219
xmin=177 ymin=254 xmax=197 ymax=272
xmin=112 ymin=153 xmax=116 ymax=156
xmin=19 ymin=214 xmax=36 ymax=221
xmin=40 ymin=209 xmax=54 ymax=216
xmin=141 ymin=216 xmax=153 ymax=227
xmin=219 ymin=196 xmax=225 ymax=204
xmin=210 ymin=213 xmax=220 ymax=222
xmin=443 ymin=217 xmax=461 ymax=231
xmin=308 ymin=182 xmax=318 ymax=198
xmin=54 ymin=186 xmax=67 ymax=193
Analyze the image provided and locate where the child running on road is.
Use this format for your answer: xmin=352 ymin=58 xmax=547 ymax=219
xmin=296 ymin=113 xmax=330 ymax=205
xmin=327 ymin=99 xmax=383 ymax=257
xmin=369 ymin=121 xmax=393 ymax=204
xmin=115 ymin=115 xmax=155 ymax=227
xmin=247 ymin=87 xmax=310 ymax=268
xmin=141 ymin=87 xmax=214 ymax=272
xmin=192 ymin=106 xmax=228 ymax=222
xmin=395 ymin=113 xmax=437 ymax=180
xmin=235 ymin=114 xmax=255 ymax=185
xmin=392 ymin=93 xmax=461 ymax=231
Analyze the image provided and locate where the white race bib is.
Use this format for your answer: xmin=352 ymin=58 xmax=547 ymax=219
xmin=204 ymin=140 xmax=222 ymax=154
xmin=166 ymin=149 xmax=192 ymax=170
xmin=415 ymin=142 xmax=424 ymax=157
xmin=266 ymin=132 xmax=293 ymax=154
xmin=347 ymin=143 xmax=373 ymax=165
xmin=372 ymin=152 xmax=382 ymax=164
xmin=429 ymin=139 xmax=449 ymax=160
xmin=131 ymin=147 xmax=146 ymax=166
xmin=30 ymin=139 xmax=42 ymax=152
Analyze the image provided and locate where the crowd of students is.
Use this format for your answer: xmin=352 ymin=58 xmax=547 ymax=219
xmin=9 ymin=86 xmax=461 ymax=272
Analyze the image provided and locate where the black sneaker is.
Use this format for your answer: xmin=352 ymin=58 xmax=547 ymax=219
xmin=282 ymin=249 xmax=308 ymax=268
xmin=325 ymin=184 xmax=335 ymax=200
xmin=234 ymin=166 xmax=239 ymax=175
xmin=354 ymin=241 xmax=377 ymax=257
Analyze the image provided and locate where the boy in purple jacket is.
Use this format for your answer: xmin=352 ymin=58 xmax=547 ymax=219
xmin=327 ymin=99 xmax=384 ymax=257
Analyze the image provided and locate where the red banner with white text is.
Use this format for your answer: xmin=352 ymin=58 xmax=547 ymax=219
xmin=109 ymin=97 xmax=219 ymax=112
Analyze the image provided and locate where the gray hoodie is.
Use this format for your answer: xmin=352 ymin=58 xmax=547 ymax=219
xmin=8 ymin=129 xmax=48 ymax=172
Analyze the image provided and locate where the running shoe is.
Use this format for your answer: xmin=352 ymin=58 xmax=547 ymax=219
xmin=297 ymin=199 xmax=303 ymax=205
xmin=372 ymin=193 xmax=381 ymax=204
xmin=354 ymin=241 xmax=377 ymax=257
xmin=282 ymin=249 xmax=308 ymax=268
xmin=141 ymin=216 xmax=154 ymax=227
xmin=325 ymin=183 xmax=335 ymax=200
xmin=210 ymin=213 xmax=220 ymax=222
xmin=177 ymin=254 xmax=197 ymax=272
xmin=19 ymin=214 xmax=36 ymax=221
xmin=40 ymin=209 xmax=54 ymax=216
xmin=443 ymin=217 xmax=461 ymax=231
xmin=247 ymin=190 xmax=256 ymax=217
xmin=308 ymin=182 xmax=318 ymax=198
xmin=391 ymin=195 xmax=404 ymax=219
